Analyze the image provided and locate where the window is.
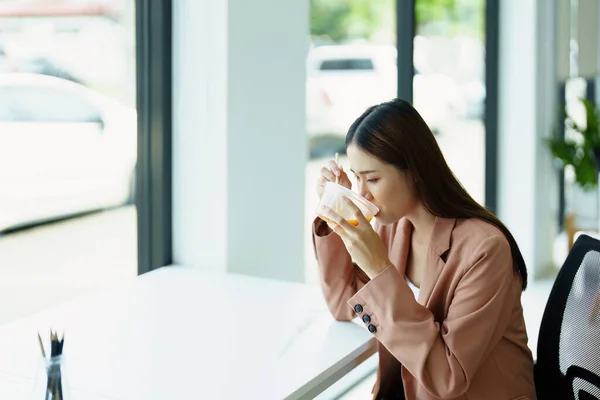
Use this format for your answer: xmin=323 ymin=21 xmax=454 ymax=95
xmin=319 ymin=58 xmax=374 ymax=71
xmin=0 ymin=0 xmax=139 ymax=326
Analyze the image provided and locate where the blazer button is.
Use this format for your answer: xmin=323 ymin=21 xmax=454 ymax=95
xmin=362 ymin=314 xmax=371 ymax=324
xmin=354 ymin=304 xmax=363 ymax=314
xmin=368 ymin=324 xmax=377 ymax=333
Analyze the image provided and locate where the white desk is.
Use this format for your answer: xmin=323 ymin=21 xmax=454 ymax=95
xmin=0 ymin=266 xmax=377 ymax=399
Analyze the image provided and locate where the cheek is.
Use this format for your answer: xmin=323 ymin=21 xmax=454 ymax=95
xmin=376 ymin=181 xmax=415 ymax=210
xmin=372 ymin=185 xmax=396 ymax=207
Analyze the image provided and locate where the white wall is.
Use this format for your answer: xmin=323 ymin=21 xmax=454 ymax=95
xmin=172 ymin=0 xmax=309 ymax=282
xmin=498 ymin=0 xmax=559 ymax=278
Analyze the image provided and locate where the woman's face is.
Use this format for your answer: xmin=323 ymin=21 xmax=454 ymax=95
xmin=346 ymin=144 xmax=419 ymax=225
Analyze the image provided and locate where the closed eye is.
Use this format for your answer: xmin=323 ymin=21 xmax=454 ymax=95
xmin=354 ymin=174 xmax=379 ymax=184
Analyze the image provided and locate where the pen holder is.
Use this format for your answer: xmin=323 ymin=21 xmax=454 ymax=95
xmin=31 ymin=355 xmax=72 ymax=400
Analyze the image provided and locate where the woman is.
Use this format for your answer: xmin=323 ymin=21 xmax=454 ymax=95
xmin=313 ymin=99 xmax=536 ymax=400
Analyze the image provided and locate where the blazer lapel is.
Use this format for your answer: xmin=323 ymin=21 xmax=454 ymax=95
xmin=417 ymin=217 xmax=456 ymax=306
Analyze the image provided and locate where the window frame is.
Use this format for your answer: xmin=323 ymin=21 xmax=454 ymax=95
xmin=135 ymin=0 xmax=172 ymax=275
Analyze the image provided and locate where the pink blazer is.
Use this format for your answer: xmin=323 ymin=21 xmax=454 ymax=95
xmin=312 ymin=216 xmax=536 ymax=400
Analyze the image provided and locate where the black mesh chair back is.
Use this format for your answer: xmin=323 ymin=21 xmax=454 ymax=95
xmin=535 ymin=234 xmax=600 ymax=400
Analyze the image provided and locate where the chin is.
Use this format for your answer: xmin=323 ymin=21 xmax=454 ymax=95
xmin=373 ymin=214 xmax=391 ymax=225
xmin=374 ymin=213 xmax=401 ymax=226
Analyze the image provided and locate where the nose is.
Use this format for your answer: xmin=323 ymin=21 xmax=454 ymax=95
xmin=358 ymin=181 xmax=372 ymax=200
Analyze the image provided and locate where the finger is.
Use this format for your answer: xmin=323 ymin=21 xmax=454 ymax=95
xmin=341 ymin=197 xmax=368 ymax=225
xmin=318 ymin=205 xmax=354 ymax=231
xmin=320 ymin=166 xmax=336 ymax=183
xmin=338 ymin=165 xmax=351 ymax=180
xmin=316 ymin=175 xmax=332 ymax=197
xmin=341 ymin=174 xmax=353 ymax=188
xmin=316 ymin=174 xmax=328 ymax=187
xmin=335 ymin=165 xmax=353 ymax=184
xmin=327 ymin=160 xmax=342 ymax=177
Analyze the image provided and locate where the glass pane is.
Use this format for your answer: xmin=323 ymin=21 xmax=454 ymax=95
xmin=414 ymin=0 xmax=486 ymax=204
xmin=0 ymin=0 xmax=137 ymax=324
xmin=305 ymin=0 xmax=396 ymax=284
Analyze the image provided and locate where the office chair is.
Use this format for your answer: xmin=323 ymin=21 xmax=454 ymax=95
xmin=535 ymin=234 xmax=600 ymax=400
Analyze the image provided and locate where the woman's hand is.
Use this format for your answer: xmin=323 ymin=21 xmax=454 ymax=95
xmin=319 ymin=197 xmax=391 ymax=279
xmin=316 ymin=158 xmax=352 ymax=200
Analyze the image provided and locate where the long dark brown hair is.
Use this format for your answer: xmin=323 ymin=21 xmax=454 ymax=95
xmin=346 ymin=98 xmax=528 ymax=290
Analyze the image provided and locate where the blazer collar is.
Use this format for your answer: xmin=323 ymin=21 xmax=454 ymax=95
xmin=395 ymin=216 xmax=456 ymax=275
xmin=429 ymin=216 xmax=456 ymax=258
xmin=418 ymin=216 xmax=457 ymax=305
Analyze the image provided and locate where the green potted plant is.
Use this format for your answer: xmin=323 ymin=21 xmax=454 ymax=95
xmin=546 ymin=98 xmax=600 ymax=191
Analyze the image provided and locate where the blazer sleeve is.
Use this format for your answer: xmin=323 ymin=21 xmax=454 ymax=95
xmin=312 ymin=218 xmax=371 ymax=321
xmin=347 ymin=234 xmax=518 ymax=399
